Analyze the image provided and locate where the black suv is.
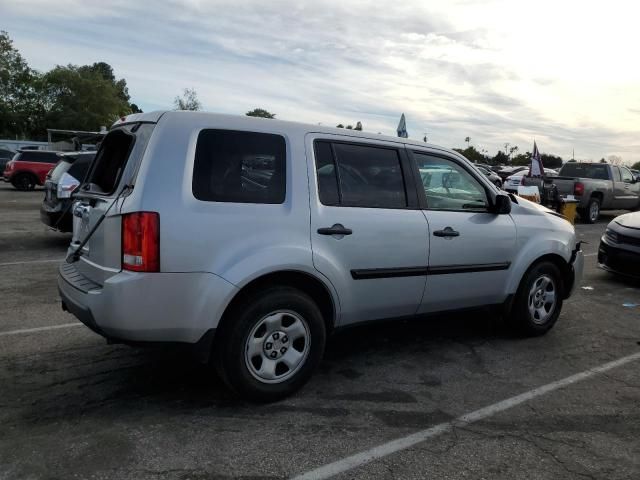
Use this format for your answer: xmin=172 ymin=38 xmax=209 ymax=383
xmin=40 ymin=152 xmax=95 ymax=232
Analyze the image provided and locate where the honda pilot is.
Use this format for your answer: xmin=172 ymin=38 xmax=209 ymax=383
xmin=58 ymin=111 xmax=584 ymax=402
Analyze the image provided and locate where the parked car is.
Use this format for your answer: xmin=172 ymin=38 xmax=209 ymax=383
xmin=40 ymin=152 xmax=95 ymax=232
xmin=631 ymin=169 xmax=640 ymax=182
xmin=553 ymin=163 xmax=640 ymax=223
xmin=497 ymin=166 xmax=527 ymax=181
xmin=476 ymin=165 xmax=503 ymax=187
xmin=598 ymin=211 xmax=640 ymax=279
xmin=0 ymin=147 xmax=15 ymax=174
xmin=504 ymin=168 xmax=559 ymax=193
xmin=3 ymin=150 xmax=61 ymax=190
xmin=58 ymin=111 xmax=584 ymax=402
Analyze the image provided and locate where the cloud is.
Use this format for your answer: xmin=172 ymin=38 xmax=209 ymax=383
xmin=2 ymin=0 xmax=639 ymax=163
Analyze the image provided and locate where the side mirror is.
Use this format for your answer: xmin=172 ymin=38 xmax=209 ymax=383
xmin=492 ymin=193 xmax=512 ymax=214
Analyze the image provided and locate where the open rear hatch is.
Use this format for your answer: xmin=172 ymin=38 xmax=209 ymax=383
xmin=68 ymin=122 xmax=156 ymax=285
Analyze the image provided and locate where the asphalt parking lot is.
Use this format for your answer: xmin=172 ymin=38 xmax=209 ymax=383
xmin=1 ymin=182 xmax=639 ymax=480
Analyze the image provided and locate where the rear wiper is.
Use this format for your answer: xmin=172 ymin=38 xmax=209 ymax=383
xmin=66 ymin=184 xmax=132 ymax=263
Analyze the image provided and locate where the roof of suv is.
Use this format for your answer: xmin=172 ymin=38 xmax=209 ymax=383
xmin=112 ymin=110 xmax=457 ymax=156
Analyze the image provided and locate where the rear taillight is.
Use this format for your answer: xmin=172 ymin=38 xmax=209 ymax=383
xmin=122 ymin=212 xmax=160 ymax=272
xmin=574 ymin=182 xmax=584 ymax=196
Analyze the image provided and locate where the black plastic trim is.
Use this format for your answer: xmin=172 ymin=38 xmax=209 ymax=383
xmin=351 ymin=262 xmax=510 ymax=279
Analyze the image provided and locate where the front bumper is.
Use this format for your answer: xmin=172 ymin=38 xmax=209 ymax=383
xmin=598 ymin=238 xmax=640 ymax=279
xmin=58 ymin=261 xmax=238 ymax=344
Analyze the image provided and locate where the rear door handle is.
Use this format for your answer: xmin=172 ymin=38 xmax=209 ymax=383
xmin=433 ymin=227 xmax=460 ymax=238
xmin=318 ymin=224 xmax=353 ymax=236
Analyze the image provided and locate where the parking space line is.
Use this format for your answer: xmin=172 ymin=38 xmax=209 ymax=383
xmin=0 ymin=258 xmax=63 ymax=267
xmin=584 ymin=252 xmax=597 ymax=257
xmin=0 ymin=323 xmax=82 ymax=337
xmin=291 ymin=351 xmax=640 ymax=480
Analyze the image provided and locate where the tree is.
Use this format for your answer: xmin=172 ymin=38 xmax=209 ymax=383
xmin=174 ymin=88 xmax=201 ymax=111
xmin=346 ymin=125 xmax=353 ymax=129
xmin=632 ymin=161 xmax=640 ymax=170
xmin=607 ymin=155 xmax=623 ymax=165
xmin=42 ymin=64 xmax=132 ymax=131
xmin=246 ymin=108 xmax=275 ymax=119
xmin=130 ymin=103 xmax=143 ymax=114
xmin=0 ymin=30 xmax=45 ymax=139
xmin=354 ymin=121 xmax=363 ymax=131
xmin=511 ymin=152 xmax=531 ymax=166
xmin=336 ymin=124 xmax=344 ymax=128
xmin=493 ymin=151 xmax=509 ymax=165
xmin=540 ymin=153 xmax=563 ymax=169
xmin=600 ymin=158 xmax=607 ymax=163
xmin=453 ymin=146 xmax=484 ymax=163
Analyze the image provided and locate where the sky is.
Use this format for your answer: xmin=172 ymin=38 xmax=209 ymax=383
xmin=2 ymin=0 xmax=639 ymax=164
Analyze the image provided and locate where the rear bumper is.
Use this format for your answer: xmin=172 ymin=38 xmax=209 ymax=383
xmin=58 ymin=261 xmax=238 ymax=344
xmin=598 ymin=238 xmax=640 ymax=279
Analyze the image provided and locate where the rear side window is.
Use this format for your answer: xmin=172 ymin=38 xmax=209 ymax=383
xmin=193 ymin=130 xmax=286 ymax=204
xmin=17 ymin=152 xmax=59 ymax=163
xmin=314 ymin=141 xmax=407 ymax=209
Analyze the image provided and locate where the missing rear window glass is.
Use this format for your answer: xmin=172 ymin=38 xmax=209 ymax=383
xmin=85 ymin=129 xmax=135 ymax=194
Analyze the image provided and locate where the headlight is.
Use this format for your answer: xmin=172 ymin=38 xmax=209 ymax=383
xmin=57 ymin=172 xmax=80 ymax=198
xmin=605 ymin=229 xmax=618 ymax=243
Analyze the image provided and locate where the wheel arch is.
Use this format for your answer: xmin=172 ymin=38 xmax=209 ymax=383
xmin=216 ymin=269 xmax=338 ymax=342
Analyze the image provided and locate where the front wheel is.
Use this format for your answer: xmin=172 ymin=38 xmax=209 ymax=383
xmin=214 ymin=287 xmax=326 ymax=402
xmin=509 ymin=261 xmax=564 ymax=336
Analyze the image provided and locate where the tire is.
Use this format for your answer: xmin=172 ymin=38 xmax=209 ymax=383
xmin=214 ymin=287 xmax=326 ymax=402
xmin=509 ymin=261 xmax=564 ymax=337
xmin=11 ymin=173 xmax=36 ymax=191
xmin=580 ymin=197 xmax=600 ymax=224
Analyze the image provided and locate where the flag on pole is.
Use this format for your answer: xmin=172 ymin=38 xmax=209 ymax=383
xmin=397 ymin=113 xmax=408 ymax=138
xmin=528 ymin=141 xmax=544 ymax=176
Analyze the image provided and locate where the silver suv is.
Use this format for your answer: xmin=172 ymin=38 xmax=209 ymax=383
xmin=58 ymin=111 xmax=584 ymax=401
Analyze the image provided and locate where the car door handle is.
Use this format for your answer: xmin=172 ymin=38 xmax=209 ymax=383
xmin=318 ymin=224 xmax=353 ymax=236
xmin=433 ymin=227 xmax=460 ymax=237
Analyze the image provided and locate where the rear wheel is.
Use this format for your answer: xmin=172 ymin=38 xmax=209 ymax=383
xmin=580 ymin=197 xmax=600 ymax=224
xmin=214 ymin=287 xmax=326 ymax=402
xmin=11 ymin=173 xmax=36 ymax=191
xmin=509 ymin=261 xmax=564 ymax=336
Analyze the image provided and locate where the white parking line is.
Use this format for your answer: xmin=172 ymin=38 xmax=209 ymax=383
xmin=0 ymin=258 xmax=62 ymax=267
xmin=584 ymin=252 xmax=598 ymax=257
xmin=291 ymin=351 xmax=640 ymax=480
xmin=0 ymin=323 xmax=82 ymax=337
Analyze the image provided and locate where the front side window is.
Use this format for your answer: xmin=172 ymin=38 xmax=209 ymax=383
xmin=620 ymin=167 xmax=634 ymax=183
xmin=314 ymin=141 xmax=407 ymax=209
xmin=193 ymin=130 xmax=286 ymax=204
xmin=413 ymin=153 xmax=488 ymax=211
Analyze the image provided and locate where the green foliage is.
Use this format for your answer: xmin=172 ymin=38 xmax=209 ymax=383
xmin=492 ymin=151 xmax=509 ymax=165
xmin=631 ymin=161 xmax=640 ymax=170
xmin=246 ymin=108 xmax=275 ymax=118
xmin=336 ymin=124 xmax=344 ymax=128
xmin=43 ymin=64 xmax=132 ymax=131
xmin=453 ymin=146 xmax=485 ymax=163
xmin=540 ymin=153 xmax=563 ymax=169
xmin=0 ymin=31 xmax=45 ymax=139
xmin=174 ymin=88 xmax=201 ymax=111
xmin=1 ymin=31 xmax=137 ymax=138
